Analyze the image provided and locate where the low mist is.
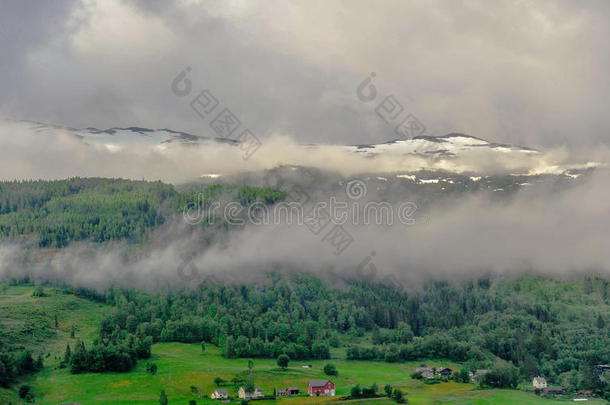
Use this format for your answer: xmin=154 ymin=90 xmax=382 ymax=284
xmin=1 ymin=162 xmax=609 ymax=290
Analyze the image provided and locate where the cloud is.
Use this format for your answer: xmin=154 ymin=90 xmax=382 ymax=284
xmin=2 ymin=164 xmax=610 ymax=290
xmin=0 ymin=119 xmax=605 ymax=183
xmin=1 ymin=1 xmax=610 ymax=289
xmin=0 ymin=0 xmax=609 ymax=147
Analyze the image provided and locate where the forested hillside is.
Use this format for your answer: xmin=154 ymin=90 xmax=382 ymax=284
xmin=0 ymin=178 xmax=284 ymax=247
xmin=46 ymin=274 xmax=610 ymax=396
xmin=1 ymin=179 xmax=610 ymax=399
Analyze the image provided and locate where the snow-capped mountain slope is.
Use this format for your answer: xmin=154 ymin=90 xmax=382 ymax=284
xmin=346 ymin=133 xmax=540 ymax=158
xmin=3 ymin=119 xmax=603 ymax=180
xmin=17 ymin=119 xmax=538 ymax=158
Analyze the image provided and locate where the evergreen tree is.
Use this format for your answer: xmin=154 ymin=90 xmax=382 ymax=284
xmin=597 ymin=314 xmax=606 ymax=330
xmin=582 ymin=358 xmax=604 ymax=393
xmin=70 ymin=341 xmax=88 ymax=374
xmin=159 ymin=389 xmax=168 ymax=405
xmin=35 ymin=354 xmax=43 ymax=370
xmin=64 ymin=344 xmax=71 ymax=363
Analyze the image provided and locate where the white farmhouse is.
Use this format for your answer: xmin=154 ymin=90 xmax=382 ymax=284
xmin=533 ymin=376 xmax=547 ymax=389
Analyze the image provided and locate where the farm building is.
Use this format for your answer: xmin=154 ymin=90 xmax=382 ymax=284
xmin=238 ymin=386 xmax=263 ymax=400
xmin=532 ymin=377 xmax=547 ymax=389
xmin=210 ymin=388 xmax=228 ymax=399
xmin=438 ymin=367 xmax=452 ymax=377
xmin=596 ymin=364 xmax=610 ymax=375
xmin=308 ymin=380 xmax=335 ymax=396
xmin=278 ymin=387 xmax=300 ymax=396
xmin=542 ymin=387 xmax=564 ymax=395
xmin=415 ymin=366 xmax=434 ymax=379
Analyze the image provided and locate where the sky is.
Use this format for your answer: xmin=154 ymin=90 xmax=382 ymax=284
xmin=1 ymin=0 xmax=609 ymax=148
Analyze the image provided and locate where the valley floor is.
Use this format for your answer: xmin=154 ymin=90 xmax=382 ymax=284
xmin=0 ymin=284 xmax=607 ymax=404
xmin=6 ymin=343 xmax=608 ymax=404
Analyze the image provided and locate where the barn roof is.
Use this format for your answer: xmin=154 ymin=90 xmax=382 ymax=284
xmin=309 ymin=380 xmax=331 ymax=387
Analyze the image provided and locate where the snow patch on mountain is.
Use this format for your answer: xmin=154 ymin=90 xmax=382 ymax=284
xmin=3 ymin=119 xmax=605 ymax=181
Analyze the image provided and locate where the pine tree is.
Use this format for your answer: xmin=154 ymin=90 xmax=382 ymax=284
xmin=582 ymin=358 xmax=604 ymax=393
xmin=70 ymin=341 xmax=88 ymax=374
xmin=64 ymin=343 xmax=71 ymax=363
xmin=35 ymin=354 xmax=43 ymax=370
xmin=159 ymin=389 xmax=168 ymax=405
xmin=596 ymin=314 xmax=606 ymax=330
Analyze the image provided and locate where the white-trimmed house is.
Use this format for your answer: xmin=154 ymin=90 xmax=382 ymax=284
xmin=533 ymin=376 xmax=547 ymax=389
xmin=238 ymin=386 xmax=263 ymax=400
xmin=211 ymin=388 xmax=229 ymax=399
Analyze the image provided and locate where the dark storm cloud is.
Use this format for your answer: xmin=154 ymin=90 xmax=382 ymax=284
xmin=0 ymin=0 xmax=79 ymax=96
xmin=0 ymin=0 xmax=609 ymax=148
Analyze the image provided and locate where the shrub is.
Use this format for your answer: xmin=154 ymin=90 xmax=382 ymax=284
xmin=479 ymin=361 xmax=519 ymax=389
xmin=453 ymin=369 xmax=470 ymax=383
xmin=323 ymin=363 xmax=337 ymax=376
xmin=277 ymin=354 xmax=289 ymax=369
xmin=19 ymin=384 xmax=31 ymax=398
xmin=146 ymin=362 xmax=158 ymax=375
xmin=392 ymin=388 xmax=406 ymax=403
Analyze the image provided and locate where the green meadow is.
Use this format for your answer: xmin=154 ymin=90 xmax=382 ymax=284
xmin=0 ymin=284 xmax=607 ymax=404
xmin=23 ymin=344 xmax=610 ymax=404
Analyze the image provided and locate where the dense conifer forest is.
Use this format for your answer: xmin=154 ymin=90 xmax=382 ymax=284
xmin=0 ymin=178 xmax=284 ymax=247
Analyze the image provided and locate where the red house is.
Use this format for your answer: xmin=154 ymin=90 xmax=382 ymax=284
xmin=308 ymin=380 xmax=335 ymax=396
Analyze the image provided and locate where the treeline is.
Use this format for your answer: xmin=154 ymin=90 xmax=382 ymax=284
xmin=0 ymin=178 xmax=285 ymax=247
xmin=65 ymin=335 xmax=152 ymax=374
xmin=346 ymin=333 xmax=481 ymax=363
xmin=12 ymin=271 xmax=608 ymax=394
xmin=0 ymin=178 xmax=173 ymax=247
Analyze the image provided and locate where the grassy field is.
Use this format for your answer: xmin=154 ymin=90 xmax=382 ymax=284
xmin=0 ymin=283 xmax=108 ymax=404
xmin=1 ymin=284 xmax=608 ymax=404
xmin=27 ymin=343 xmax=608 ymax=404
